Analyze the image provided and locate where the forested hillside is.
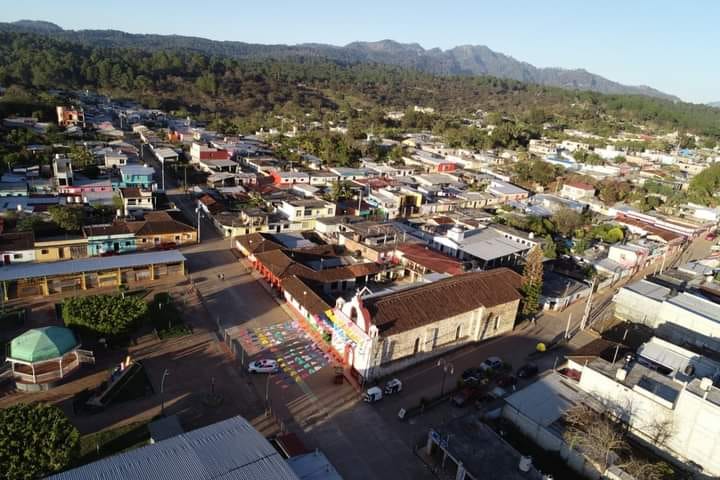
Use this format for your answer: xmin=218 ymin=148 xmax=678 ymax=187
xmin=0 ymin=20 xmax=677 ymax=99
xmin=1 ymin=31 xmax=720 ymax=139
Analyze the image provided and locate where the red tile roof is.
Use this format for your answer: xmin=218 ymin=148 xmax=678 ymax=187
xmin=564 ymin=181 xmax=595 ymax=191
xmin=363 ymin=268 xmax=522 ymax=336
xmin=397 ymin=243 xmax=465 ymax=275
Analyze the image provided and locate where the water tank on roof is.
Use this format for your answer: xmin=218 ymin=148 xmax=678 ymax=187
xmin=701 ymin=377 xmax=713 ymax=391
xmin=518 ymin=456 xmax=532 ymax=472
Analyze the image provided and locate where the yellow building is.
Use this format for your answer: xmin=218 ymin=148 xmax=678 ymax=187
xmin=34 ymin=236 xmax=89 ymax=263
xmin=0 ymin=250 xmax=186 ymax=301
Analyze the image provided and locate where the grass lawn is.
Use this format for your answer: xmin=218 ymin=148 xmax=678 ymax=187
xmin=77 ymin=421 xmax=150 ymax=465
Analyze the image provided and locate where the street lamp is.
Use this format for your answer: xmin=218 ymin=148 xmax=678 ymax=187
xmin=265 ymin=372 xmax=274 ymax=416
xmin=195 ymin=206 xmax=203 ymax=244
xmin=437 ymin=358 xmax=454 ymax=398
xmin=160 ymin=369 xmax=170 ymax=416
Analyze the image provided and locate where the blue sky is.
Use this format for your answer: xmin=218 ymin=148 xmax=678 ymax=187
xmin=2 ymin=1 xmax=718 ymax=103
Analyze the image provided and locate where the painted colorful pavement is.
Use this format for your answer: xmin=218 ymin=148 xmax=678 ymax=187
xmin=235 ymin=321 xmax=332 ymax=388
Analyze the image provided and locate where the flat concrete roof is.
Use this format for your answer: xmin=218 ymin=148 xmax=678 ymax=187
xmin=0 ymin=250 xmax=185 ymax=282
xmin=504 ymin=372 xmax=585 ymax=427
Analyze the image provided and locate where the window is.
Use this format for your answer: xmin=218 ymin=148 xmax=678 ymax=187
xmin=327 ymin=208 xmax=333 ymax=215
xmin=296 ymin=209 xmax=302 ymax=217
xmin=413 ymin=338 xmax=420 ymax=355
xmin=13 ymin=253 xmax=22 ymax=259
xmin=494 ymin=315 xmax=500 ymax=330
xmin=41 ymin=249 xmax=49 ymax=255
xmin=330 ymin=281 xmax=339 ymax=290
xmin=456 ymin=325 xmax=462 ymax=340
xmin=175 ymin=235 xmax=180 ymax=241
xmin=124 ymin=242 xmax=131 ymax=247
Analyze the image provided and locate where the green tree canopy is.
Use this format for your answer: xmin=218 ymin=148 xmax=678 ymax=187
xmin=551 ymin=208 xmax=585 ymax=237
xmin=688 ymin=163 xmax=720 ymax=206
xmin=521 ymin=245 xmax=544 ymax=318
xmin=49 ymin=205 xmax=84 ymax=232
xmin=0 ymin=403 xmax=79 ymax=479
xmin=68 ymin=146 xmax=94 ymax=168
xmin=63 ymin=294 xmax=148 ymax=336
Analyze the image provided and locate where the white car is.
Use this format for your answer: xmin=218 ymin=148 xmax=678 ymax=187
xmin=480 ymin=356 xmax=503 ymax=371
xmin=248 ymin=359 xmax=279 ymax=374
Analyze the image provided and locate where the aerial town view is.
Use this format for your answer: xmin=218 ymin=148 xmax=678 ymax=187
xmin=0 ymin=2 xmax=719 ymax=479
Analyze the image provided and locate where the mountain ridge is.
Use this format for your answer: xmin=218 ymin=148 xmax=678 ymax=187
xmin=0 ymin=20 xmax=679 ymax=101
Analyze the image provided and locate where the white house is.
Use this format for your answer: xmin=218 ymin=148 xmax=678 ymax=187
xmin=560 ymin=181 xmax=596 ymax=201
xmin=568 ymin=342 xmax=720 ymax=477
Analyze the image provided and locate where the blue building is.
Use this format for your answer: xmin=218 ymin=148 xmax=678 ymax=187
xmin=82 ymin=223 xmax=136 ymax=256
xmin=117 ymin=165 xmax=155 ymax=189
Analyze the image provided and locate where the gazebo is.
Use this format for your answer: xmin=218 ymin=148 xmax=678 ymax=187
xmin=7 ymin=327 xmax=84 ymax=388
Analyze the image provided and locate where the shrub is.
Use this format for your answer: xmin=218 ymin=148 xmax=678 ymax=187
xmin=63 ymin=294 xmax=148 ymax=336
xmin=0 ymin=403 xmax=79 ymax=479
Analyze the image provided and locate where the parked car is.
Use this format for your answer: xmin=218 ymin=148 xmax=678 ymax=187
xmin=363 ymin=386 xmax=383 ymax=403
xmin=248 ymin=359 xmax=279 ymax=374
xmin=706 ymin=232 xmax=717 ymax=241
xmin=383 ymin=378 xmax=402 ymax=395
xmin=517 ymin=363 xmax=539 ymax=379
xmin=461 ymin=367 xmax=483 ymax=384
xmin=480 ymin=356 xmax=503 ymax=371
xmin=496 ymin=375 xmax=517 ymax=388
xmin=558 ymin=367 xmax=582 ymax=381
xmin=488 ymin=386 xmax=508 ymax=399
xmin=452 ymin=387 xmax=482 ymax=407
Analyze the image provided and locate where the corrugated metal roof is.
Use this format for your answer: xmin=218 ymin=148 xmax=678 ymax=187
xmin=48 ymin=416 xmax=300 ymax=480
xmin=623 ymin=279 xmax=671 ymax=302
xmin=0 ymin=250 xmax=185 ymax=282
xmin=668 ymin=292 xmax=720 ymax=323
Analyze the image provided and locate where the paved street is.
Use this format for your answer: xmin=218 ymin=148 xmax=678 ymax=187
xmin=63 ymin=148 xmax=715 ymax=478
xmin=180 ymin=237 xmax=434 ymax=479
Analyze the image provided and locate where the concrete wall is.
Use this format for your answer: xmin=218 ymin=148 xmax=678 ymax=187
xmin=35 ymin=243 xmax=88 ymax=262
xmin=612 ymin=289 xmax=663 ymax=325
xmin=501 ymin=405 xmax=602 ymax=479
xmin=574 ymin=362 xmax=720 ymax=477
xmin=362 ymin=299 xmax=518 ymax=380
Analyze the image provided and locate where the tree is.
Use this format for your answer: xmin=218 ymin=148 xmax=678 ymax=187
xmin=552 ymin=208 xmax=584 ymax=236
xmin=16 ymin=215 xmax=45 ymax=233
xmin=542 ymin=235 xmax=557 ymax=259
xmin=564 ymin=405 xmax=625 ymax=471
xmin=0 ymin=403 xmax=79 ymax=479
xmin=49 ymin=205 xmax=84 ymax=232
xmin=329 ymin=180 xmax=352 ymax=201
xmin=598 ymin=180 xmax=632 ymax=204
xmin=688 ymin=163 xmax=720 ymax=206
xmin=68 ymin=146 xmax=94 ymax=168
xmin=564 ymin=405 xmax=677 ymax=480
xmin=521 ymin=245 xmax=544 ymax=318
xmin=63 ymin=294 xmax=148 ymax=336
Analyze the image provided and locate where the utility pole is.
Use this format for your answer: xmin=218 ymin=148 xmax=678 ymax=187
xmin=580 ymin=278 xmax=598 ymax=331
xmin=265 ymin=372 xmax=274 ymax=416
xmin=161 ymin=158 xmax=165 ymax=192
xmin=160 ymin=369 xmax=170 ymax=416
xmin=195 ymin=206 xmax=202 ymax=244
xmin=437 ymin=358 xmax=454 ymax=397
xmin=564 ymin=313 xmax=573 ymax=340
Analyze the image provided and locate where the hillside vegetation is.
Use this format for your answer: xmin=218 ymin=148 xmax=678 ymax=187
xmin=1 ymin=32 xmax=720 ymax=139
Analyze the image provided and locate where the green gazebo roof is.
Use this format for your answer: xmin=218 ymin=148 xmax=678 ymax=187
xmin=9 ymin=327 xmax=78 ymax=363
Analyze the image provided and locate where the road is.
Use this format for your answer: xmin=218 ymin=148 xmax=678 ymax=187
xmin=142 ymin=142 xmax=716 ymax=478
